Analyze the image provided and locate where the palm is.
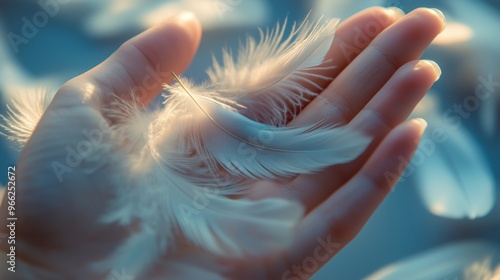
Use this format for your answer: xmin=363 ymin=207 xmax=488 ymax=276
xmin=1 ymin=8 xmax=444 ymax=280
xmin=1 ymin=98 xmax=130 ymax=277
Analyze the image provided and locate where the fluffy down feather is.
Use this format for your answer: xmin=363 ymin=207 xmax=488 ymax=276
xmin=0 ymin=89 xmax=52 ymax=148
xmin=0 ymin=17 xmax=370 ymax=278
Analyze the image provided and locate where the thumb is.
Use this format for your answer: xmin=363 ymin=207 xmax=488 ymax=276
xmin=56 ymin=12 xmax=202 ymax=108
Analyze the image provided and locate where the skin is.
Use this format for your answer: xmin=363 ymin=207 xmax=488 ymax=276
xmin=0 ymin=7 xmax=444 ymax=280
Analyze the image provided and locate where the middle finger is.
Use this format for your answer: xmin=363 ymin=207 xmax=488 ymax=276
xmin=291 ymin=7 xmax=445 ymax=126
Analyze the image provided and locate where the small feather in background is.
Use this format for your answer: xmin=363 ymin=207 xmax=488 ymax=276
xmin=381 ymin=1 xmax=500 ymax=222
xmin=464 ymin=258 xmax=500 ymax=280
xmin=411 ymin=95 xmax=496 ymax=220
xmin=366 ymin=241 xmax=500 ymax=280
xmin=0 ymin=17 xmax=371 ymax=277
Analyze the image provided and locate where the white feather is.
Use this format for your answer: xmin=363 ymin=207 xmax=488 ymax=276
xmin=98 ymin=153 xmax=304 ymax=276
xmin=1 ymin=17 xmax=371 ymax=278
xmin=413 ymin=113 xmax=496 ymax=219
xmin=0 ymin=89 xmax=52 ymax=148
xmin=464 ymin=258 xmax=500 ymax=280
xmin=161 ymin=172 xmax=304 ymax=257
xmin=366 ymin=241 xmax=500 ymax=280
xmin=0 ymin=22 xmax=58 ymax=114
xmin=0 ymin=19 xmax=54 ymax=147
xmin=207 ymin=17 xmax=339 ymax=126
xmin=163 ymin=79 xmax=370 ymax=181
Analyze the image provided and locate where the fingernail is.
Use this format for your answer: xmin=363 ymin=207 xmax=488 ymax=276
xmin=422 ymin=60 xmax=442 ymax=81
xmin=412 ymin=118 xmax=428 ymax=135
xmin=430 ymin=8 xmax=446 ymax=31
xmin=386 ymin=7 xmax=405 ymax=18
xmin=160 ymin=11 xmax=196 ymax=25
xmin=170 ymin=11 xmax=201 ymax=41
xmin=173 ymin=11 xmax=197 ymax=25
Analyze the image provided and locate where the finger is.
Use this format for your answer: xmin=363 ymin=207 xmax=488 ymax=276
xmin=292 ymin=8 xmax=445 ymax=126
xmin=350 ymin=60 xmax=441 ymax=136
xmin=284 ymin=6 xmax=404 ymax=119
xmin=284 ymin=119 xmax=427 ymax=277
xmin=53 ymin=12 xmax=202 ymax=109
xmin=222 ymin=8 xmax=405 ymax=202
xmin=290 ymin=59 xmax=440 ymax=211
xmin=322 ymin=6 xmax=404 ymax=80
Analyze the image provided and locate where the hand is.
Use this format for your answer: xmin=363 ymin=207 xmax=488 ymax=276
xmin=0 ymin=7 xmax=445 ymax=280
xmin=232 ymin=7 xmax=443 ymax=279
xmin=0 ymin=12 xmax=201 ymax=280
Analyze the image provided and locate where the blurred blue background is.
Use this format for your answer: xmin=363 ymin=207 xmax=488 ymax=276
xmin=1 ymin=0 xmax=499 ymax=279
